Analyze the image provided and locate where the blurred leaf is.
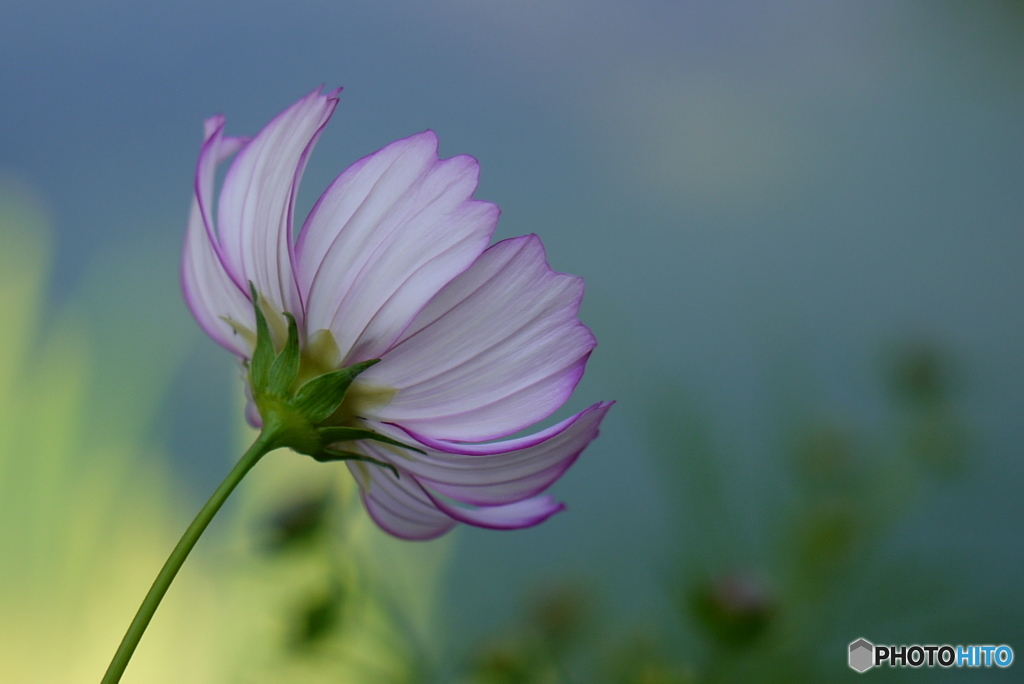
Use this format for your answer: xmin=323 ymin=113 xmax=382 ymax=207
xmin=262 ymin=489 xmax=332 ymax=553
xmin=290 ymin=584 xmax=345 ymax=650
xmin=904 ymin=408 xmax=970 ymax=476
xmin=885 ymin=342 xmax=954 ymax=408
xmin=789 ymin=424 xmax=857 ymax=495
xmin=529 ymin=583 xmax=593 ymax=656
xmin=686 ymin=574 xmax=775 ymax=650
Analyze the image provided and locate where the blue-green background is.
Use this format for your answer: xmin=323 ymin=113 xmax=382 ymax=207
xmin=2 ymin=0 xmax=1023 ymax=676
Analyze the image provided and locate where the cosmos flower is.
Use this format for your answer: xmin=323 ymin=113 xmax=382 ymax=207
xmin=182 ymin=88 xmax=611 ymax=540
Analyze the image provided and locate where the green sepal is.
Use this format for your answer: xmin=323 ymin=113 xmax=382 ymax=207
xmin=314 ymin=448 xmax=400 ymax=479
xmin=317 ymin=426 xmax=426 ymax=455
xmin=248 ymin=283 xmax=274 ymax=393
xmin=243 ymin=288 xmax=407 ymax=478
xmin=268 ymin=312 xmax=300 ymax=396
xmin=292 ymin=359 xmax=380 ymax=424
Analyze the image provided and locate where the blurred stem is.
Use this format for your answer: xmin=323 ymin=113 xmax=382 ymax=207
xmin=100 ymin=428 xmax=282 ymax=684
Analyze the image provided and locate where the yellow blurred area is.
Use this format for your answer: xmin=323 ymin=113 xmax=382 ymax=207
xmin=0 ymin=184 xmax=450 ymax=683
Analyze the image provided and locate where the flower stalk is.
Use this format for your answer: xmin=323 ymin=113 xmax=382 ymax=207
xmin=100 ymin=427 xmax=280 ymax=684
xmin=101 ymin=291 xmax=412 ymax=683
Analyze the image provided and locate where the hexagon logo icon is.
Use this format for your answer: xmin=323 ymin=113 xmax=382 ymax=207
xmin=849 ymin=638 xmax=874 ymax=672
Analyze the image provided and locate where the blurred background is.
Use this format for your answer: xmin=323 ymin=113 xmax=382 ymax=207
xmin=1 ymin=0 xmax=1023 ymax=681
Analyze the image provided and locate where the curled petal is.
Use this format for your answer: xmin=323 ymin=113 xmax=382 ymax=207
xmin=217 ymin=88 xmax=339 ymax=321
xmin=347 ymin=459 xmax=456 ymax=541
xmin=354 ymin=435 xmax=576 ymax=534
xmin=368 ymin=401 xmax=612 ymax=506
xmin=296 ymin=131 xmax=498 ymax=362
xmin=182 ymin=117 xmax=252 ymax=357
xmin=423 ymin=492 xmax=565 ymax=530
xmin=364 ymin=235 xmax=595 ymax=441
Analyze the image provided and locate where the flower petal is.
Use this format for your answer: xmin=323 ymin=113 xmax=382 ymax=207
xmin=347 ymin=459 xmax=456 ymax=541
xmin=367 ymin=401 xmax=612 ymax=506
xmin=363 ymin=235 xmax=595 ymax=441
xmin=296 ymin=131 xmax=498 ymax=362
xmin=181 ymin=116 xmax=253 ymax=357
xmin=243 ymin=374 xmax=263 ymax=428
xmin=216 ymin=88 xmax=339 ymax=321
xmin=423 ymin=491 xmax=565 ymax=530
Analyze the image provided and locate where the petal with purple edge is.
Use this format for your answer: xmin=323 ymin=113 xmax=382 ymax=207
xmin=366 ymin=401 xmax=612 ymax=506
xmin=347 ymin=459 xmax=456 ymax=541
xmin=182 ymin=117 xmax=253 ymax=357
xmin=242 ymin=375 xmax=263 ymax=428
xmin=423 ymin=491 xmax=565 ymax=530
xmin=296 ymin=131 xmax=497 ymax=363
xmin=216 ymin=88 xmax=338 ymax=321
xmin=356 ymin=440 xmax=568 ymax=532
xmin=362 ymin=235 xmax=595 ymax=442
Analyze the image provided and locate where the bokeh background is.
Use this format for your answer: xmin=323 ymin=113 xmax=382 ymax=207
xmin=2 ymin=0 xmax=1023 ymax=681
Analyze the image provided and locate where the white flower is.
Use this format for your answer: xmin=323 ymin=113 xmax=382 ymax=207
xmin=183 ymin=88 xmax=611 ymax=539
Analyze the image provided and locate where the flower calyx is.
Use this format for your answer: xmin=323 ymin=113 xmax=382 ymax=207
xmin=247 ymin=284 xmax=419 ymax=478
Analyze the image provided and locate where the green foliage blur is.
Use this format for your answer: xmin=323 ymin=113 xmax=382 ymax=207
xmin=0 ymin=184 xmax=450 ymax=683
xmin=455 ymin=346 xmax=989 ymax=682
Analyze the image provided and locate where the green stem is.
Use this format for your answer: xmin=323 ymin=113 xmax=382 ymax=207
xmin=100 ymin=429 xmax=281 ymax=684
